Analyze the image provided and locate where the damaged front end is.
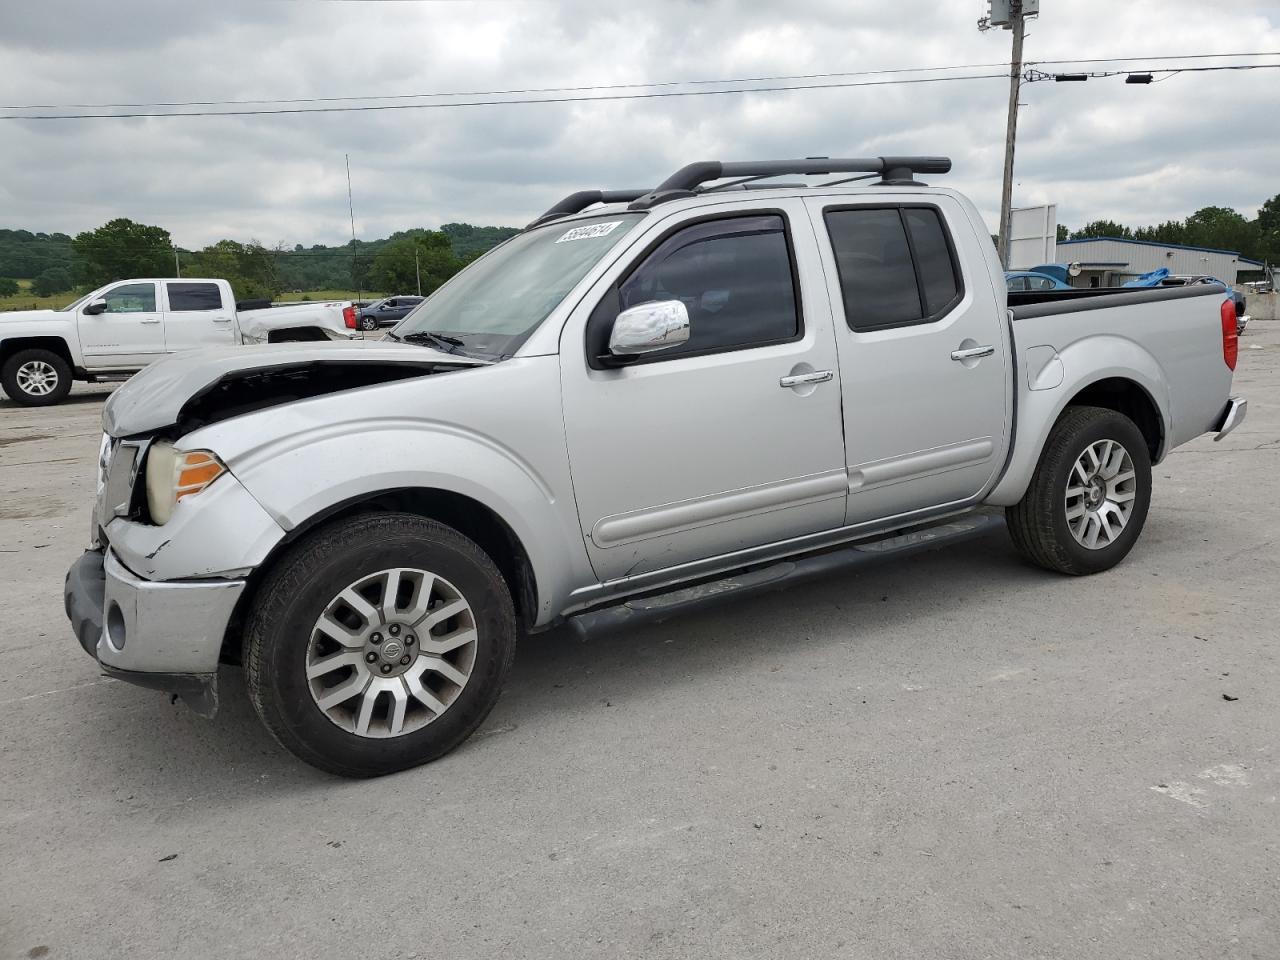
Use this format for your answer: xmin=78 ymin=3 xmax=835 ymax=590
xmin=74 ymin=342 xmax=489 ymax=715
xmin=102 ymin=342 xmax=487 ymax=438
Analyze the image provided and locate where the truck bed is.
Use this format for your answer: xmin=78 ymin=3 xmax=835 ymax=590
xmin=1011 ymin=281 xmax=1231 ymax=450
xmin=1008 ymin=282 xmax=1225 ymax=316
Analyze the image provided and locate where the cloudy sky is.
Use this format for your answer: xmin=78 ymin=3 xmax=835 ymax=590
xmin=1 ymin=0 xmax=1277 ymax=248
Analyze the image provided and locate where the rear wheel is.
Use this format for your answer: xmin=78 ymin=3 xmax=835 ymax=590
xmin=244 ymin=513 xmax=517 ymax=777
xmin=1006 ymin=406 xmax=1152 ymax=575
xmin=1 ymin=348 xmax=73 ymax=406
xmin=359 ymin=315 xmax=378 ymax=331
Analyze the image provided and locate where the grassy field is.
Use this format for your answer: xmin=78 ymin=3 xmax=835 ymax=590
xmin=0 ymin=279 xmax=78 ymax=312
xmin=0 ymin=282 xmax=380 ymax=312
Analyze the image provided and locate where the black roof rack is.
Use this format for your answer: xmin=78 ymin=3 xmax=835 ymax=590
xmin=629 ymin=156 xmax=951 ymax=209
xmin=527 ymin=189 xmax=649 ymax=228
xmin=526 ymin=156 xmax=952 ymax=228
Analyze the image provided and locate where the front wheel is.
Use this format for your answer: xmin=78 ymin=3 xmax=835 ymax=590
xmin=359 ymin=315 xmax=378 ymax=331
xmin=244 ymin=513 xmax=517 ymax=777
xmin=1 ymin=348 xmax=73 ymax=406
xmin=1006 ymin=406 xmax=1153 ymax=576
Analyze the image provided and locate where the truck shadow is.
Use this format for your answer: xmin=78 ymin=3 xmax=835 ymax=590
xmin=80 ymin=527 xmax=1051 ymax=790
xmin=0 ymin=391 xmax=114 ymax=411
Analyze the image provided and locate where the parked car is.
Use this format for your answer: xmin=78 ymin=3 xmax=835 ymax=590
xmin=356 ymin=296 xmax=424 ymax=331
xmin=65 ymin=155 xmax=1245 ymax=777
xmin=1006 ymin=270 xmax=1072 ymax=292
xmin=0 ymin=279 xmax=362 ymax=406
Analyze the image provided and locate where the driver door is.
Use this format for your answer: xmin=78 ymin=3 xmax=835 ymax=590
xmin=78 ymin=281 xmax=166 ymax=368
xmin=560 ymin=203 xmax=848 ymax=582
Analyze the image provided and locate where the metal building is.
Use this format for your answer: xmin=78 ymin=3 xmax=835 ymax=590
xmin=1055 ymin=237 xmax=1265 ymax=287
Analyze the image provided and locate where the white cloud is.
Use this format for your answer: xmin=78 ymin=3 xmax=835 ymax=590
xmin=1 ymin=0 xmax=1277 ymax=247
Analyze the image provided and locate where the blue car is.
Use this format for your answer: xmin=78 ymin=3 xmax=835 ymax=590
xmin=1005 ymin=270 xmax=1072 ymax=292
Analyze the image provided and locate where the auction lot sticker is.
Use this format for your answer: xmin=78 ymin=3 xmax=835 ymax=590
xmin=555 ymin=221 xmax=623 ymax=243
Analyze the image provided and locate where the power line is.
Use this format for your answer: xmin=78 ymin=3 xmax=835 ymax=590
xmin=1024 ymin=62 xmax=1280 ymax=82
xmin=0 ymin=72 xmax=1011 ymax=120
xmin=1030 ymin=50 xmax=1280 ymax=66
xmin=5 ymin=51 xmax=1277 ymax=113
xmin=0 ymin=61 xmax=1014 ymax=111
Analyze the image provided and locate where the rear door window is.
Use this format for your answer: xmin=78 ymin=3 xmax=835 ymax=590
xmin=824 ymin=205 xmax=964 ymax=332
xmin=167 ymin=282 xmax=223 ymax=311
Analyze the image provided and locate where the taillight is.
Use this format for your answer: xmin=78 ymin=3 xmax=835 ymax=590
xmin=343 ymin=305 xmax=357 ymax=329
xmin=1221 ymin=298 xmax=1238 ymax=370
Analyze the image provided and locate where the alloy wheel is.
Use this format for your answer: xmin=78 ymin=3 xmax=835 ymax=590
xmin=16 ymin=360 xmax=58 ymax=397
xmin=306 ymin=567 xmax=478 ymax=738
xmin=1065 ymin=438 xmax=1137 ymax=549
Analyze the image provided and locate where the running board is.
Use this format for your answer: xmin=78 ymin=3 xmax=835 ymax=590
xmin=568 ymin=510 xmax=1005 ymax=639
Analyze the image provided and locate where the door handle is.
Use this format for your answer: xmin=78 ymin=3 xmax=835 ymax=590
xmin=212 ymin=316 xmax=232 ymax=323
xmin=951 ymin=345 xmax=994 ymax=361
xmin=779 ymin=370 xmax=834 ymax=388
xmin=139 ymin=318 xmax=162 ymax=325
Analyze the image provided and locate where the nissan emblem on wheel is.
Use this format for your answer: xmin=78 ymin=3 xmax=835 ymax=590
xmin=63 ymin=156 xmax=1246 ymax=776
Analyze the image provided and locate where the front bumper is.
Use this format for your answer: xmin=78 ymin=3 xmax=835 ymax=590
xmin=1213 ymin=395 xmax=1248 ymax=442
xmin=64 ymin=549 xmax=246 ymax=717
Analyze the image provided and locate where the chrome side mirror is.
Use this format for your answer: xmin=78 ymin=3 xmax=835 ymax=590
xmin=83 ymin=297 xmax=108 ymax=316
xmin=608 ymin=300 xmax=690 ymax=357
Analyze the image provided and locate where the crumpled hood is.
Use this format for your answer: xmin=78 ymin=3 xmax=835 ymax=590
xmin=102 ymin=342 xmax=487 ymax=437
xmin=0 ymin=309 xmax=62 ymax=325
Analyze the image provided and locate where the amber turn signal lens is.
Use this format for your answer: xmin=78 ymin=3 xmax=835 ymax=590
xmin=176 ymin=453 xmax=225 ymax=499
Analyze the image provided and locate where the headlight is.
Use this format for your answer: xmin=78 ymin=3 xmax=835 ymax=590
xmin=96 ymin=433 xmax=112 ymax=495
xmin=145 ymin=441 xmax=227 ymax=525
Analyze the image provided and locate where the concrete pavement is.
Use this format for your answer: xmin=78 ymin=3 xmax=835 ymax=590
xmin=1 ymin=329 xmax=1277 ymax=960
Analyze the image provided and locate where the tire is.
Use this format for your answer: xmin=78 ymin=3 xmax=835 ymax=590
xmin=1006 ymin=405 xmax=1153 ymax=576
xmin=359 ymin=315 xmax=378 ymax=331
xmin=244 ymin=512 xmax=517 ymax=777
xmin=1 ymin=348 xmax=73 ymax=406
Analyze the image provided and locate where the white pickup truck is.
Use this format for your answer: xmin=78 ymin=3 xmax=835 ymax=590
xmin=65 ymin=156 xmax=1246 ymax=777
xmin=0 ymin=277 xmax=361 ymax=406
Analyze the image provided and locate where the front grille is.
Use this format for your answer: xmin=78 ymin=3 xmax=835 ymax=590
xmin=95 ymin=438 xmax=148 ymax=527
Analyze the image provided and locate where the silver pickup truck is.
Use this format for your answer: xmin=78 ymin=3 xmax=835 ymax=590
xmin=64 ymin=156 xmax=1246 ymax=777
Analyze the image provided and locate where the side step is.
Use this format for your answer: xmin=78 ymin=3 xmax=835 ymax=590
xmin=85 ymin=373 xmax=135 ymax=383
xmin=569 ymin=510 xmax=1005 ymax=639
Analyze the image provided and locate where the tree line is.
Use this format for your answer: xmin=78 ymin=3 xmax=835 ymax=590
xmin=0 ymin=219 xmax=521 ymax=302
xmin=1055 ymin=195 xmax=1279 ymax=268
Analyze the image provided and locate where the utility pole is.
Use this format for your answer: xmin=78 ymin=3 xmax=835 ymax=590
xmin=345 ymin=153 xmax=362 ymax=304
xmin=999 ymin=3 xmax=1026 ymax=269
xmin=415 ymin=249 xmax=422 ymax=296
xmin=981 ymin=0 xmax=1036 ymax=269
xmin=173 ymin=246 xmax=181 ymax=278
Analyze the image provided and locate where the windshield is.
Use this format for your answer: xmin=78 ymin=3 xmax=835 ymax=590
xmin=394 ymin=212 xmax=645 ymax=358
xmin=57 ymin=292 xmax=93 ymax=313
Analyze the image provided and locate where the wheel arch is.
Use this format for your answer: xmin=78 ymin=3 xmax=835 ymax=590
xmin=221 ymin=486 xmax=540 ymax=664
xmin=987 ymin=341 xmax=1171 ymax=508
xmin=1064 ymin=377 xmax=1164 ymax=461
xmin=0 ymin=335 xmax=75 ymax=368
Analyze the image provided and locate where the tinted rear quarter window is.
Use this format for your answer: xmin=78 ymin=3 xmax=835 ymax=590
xmin=904 ymin=208 xmax=959 ymax=314
xmin=168 ymin=282 xmax=223 ymax=311
xmin=824 ymin=209 xmax=920 ymax=330
xmin=824 ymin=205 xmax=962 ymax=331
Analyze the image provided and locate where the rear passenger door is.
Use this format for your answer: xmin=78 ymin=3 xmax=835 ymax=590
xmin=163 ymin=281 xmax=236 ymax=350
xmin=806 ymin=197 xmax=1009 ymax=525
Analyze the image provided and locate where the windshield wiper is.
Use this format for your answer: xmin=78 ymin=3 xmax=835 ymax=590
xmin=399 ymin=331 xmax=467 ymax=354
